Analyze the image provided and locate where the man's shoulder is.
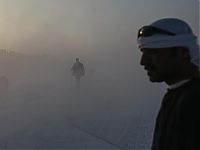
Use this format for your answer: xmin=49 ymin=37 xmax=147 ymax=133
xmin=177 ymin=78 xmax=200 ymax=112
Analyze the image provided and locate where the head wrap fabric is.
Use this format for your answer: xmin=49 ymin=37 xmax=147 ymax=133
xmin=137 ymin=18 xmax=200 ymax=68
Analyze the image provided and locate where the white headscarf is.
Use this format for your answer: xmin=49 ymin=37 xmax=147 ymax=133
xmin=137 ymin=18 xmax=200 ymax=68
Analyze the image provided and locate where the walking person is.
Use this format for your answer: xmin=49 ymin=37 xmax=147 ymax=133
xmin=71 ymin=58 xmax=85 ymax=88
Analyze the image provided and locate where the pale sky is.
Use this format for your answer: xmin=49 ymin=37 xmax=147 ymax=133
xmin=0 ymin=0 xmax=199 ymax=57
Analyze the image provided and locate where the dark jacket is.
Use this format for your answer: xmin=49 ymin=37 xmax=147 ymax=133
xmin=151 ymin=77 xmax=200 ymax=150
xmin=71 ymin=62 xmax=85 ymax=77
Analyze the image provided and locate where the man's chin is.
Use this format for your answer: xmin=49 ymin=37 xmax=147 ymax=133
xmin=146 ymin=71 xmax=163 ymax=82
xmin=149 ymin=76 xmax=163 ymax=83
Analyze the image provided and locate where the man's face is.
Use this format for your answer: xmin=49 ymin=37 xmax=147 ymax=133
xmin=140 ymin=48 xmax=181 ymax=83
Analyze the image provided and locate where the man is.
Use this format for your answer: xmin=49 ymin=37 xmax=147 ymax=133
xmin=137 ymin=18 xmax=199 ymax=150
xmin=71 ymin=58 xmax=85 ymax=87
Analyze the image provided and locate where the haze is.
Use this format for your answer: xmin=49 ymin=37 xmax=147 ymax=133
xmin=0 ymin=0 xmax=199 ymax=149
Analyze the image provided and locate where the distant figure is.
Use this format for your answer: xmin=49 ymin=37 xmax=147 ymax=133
xmin=71 ymin=58 xmax=85 ymax=87
xmin=0 ymin=75 xmax=9 ymax=99
xmin=137 ymin=18 xmax=199 ymax=150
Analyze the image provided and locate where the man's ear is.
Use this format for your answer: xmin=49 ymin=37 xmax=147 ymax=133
xmin=177 ymin=47 xmax=191 ymax=60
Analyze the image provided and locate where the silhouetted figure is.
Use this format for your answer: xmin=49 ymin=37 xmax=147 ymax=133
xmin=0 ymin=75 xmax=9 ymax=100
xmin=71 ymin=58 xmax=85 ymax=87
xmin=137 ymin=18 xmax=199 ymax=150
